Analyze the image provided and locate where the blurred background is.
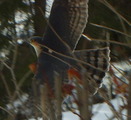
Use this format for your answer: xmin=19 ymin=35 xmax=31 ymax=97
xmin=0 ymin=0 xmax=131 ymax=119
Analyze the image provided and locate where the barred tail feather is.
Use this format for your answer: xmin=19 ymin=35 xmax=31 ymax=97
xmin=75 ymin=47 xmax=110 ymax=87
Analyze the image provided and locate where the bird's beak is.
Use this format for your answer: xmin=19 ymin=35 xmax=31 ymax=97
xmin=24 ymin=39 xmax=36 ymax=46
xmin=23 ymin=39 xmax=30 ymax=45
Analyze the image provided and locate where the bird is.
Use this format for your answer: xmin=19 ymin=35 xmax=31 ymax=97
xmin=29 ymin=0 xmax=110 ymax=94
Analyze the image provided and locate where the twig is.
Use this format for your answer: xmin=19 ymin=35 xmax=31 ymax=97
xmin=11 ymin=70 xmax=32 ymax=101
xmin=11 ymin=44 xmax=18 ymax=70
xmin=98 ymin=0 xmax=131 ymax=26
xmin=1 ymin=74 xmax=11 ymax=98
xmin=98 ymin=89 xmax=121 ymax=120
xmin=64 ymin=102 xmax=84 ymax=120
xmin=0 ymin=106 xmax=14 ymax=118
xmin=40 ymin=85 xmax=49 ymax=120
xmin=81 ymin=70 xmax=91 ymax=120
xmin=55 ymin=73 xmax=62 ymax=120
xmin=111 ymin=63 xmax=129 ymax=82
xmin=90 ymin=38 xmax=131 ymax=48
xmin=40 ymin=44 xmax=108 ymax=73
xmin=2 ymin=61 xmax=21 ymax=103
xmin=35 ymin=104 xmax=49 ymax=120
xmin=90 ymin=23 xmax=131 ymax=38
xmin=2 ymin=62 xmax=18 ymax=89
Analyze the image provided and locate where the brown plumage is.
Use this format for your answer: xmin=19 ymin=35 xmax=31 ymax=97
xmin=29 ymin=0 xmax=110 ymax=94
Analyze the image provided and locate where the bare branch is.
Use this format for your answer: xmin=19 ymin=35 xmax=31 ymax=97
xmin=98 ymin=0 xmax=131 ymax=26
xmin=90 ymin=23 xmax=131 ymax=38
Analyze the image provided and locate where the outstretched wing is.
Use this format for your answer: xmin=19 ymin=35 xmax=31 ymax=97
xmin=44 ymin=0 xmax=89 ymax=51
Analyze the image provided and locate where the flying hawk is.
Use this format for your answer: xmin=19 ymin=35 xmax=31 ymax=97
xmin=29 ymin=0 xmax=110 ymax=94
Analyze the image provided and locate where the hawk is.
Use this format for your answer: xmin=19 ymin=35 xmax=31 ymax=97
xmin=29 ymin=0 xmax=110 ymax=94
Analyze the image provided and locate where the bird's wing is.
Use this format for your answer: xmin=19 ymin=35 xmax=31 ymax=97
xmin=44 ymin=0 xmax=89 ymax=51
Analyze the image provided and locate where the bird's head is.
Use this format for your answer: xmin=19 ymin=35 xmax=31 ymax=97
xmin=29 ymin=36 xmax=43 ymax=57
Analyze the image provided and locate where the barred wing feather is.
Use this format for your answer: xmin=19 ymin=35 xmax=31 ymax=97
xmin=44 ymin=0 xmax=89 ymax=50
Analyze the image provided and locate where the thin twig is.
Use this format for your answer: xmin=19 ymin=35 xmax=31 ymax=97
xmin=1 ymin=74 xmax=11 ymax=98
xmin=90 ymin=23 xmax=131 ymax=38
xmin=111 ymin=63 xmax=129 ymax=82
xmin=0 ymin=106 xmax=14 ymax=118
xmin=98 ymin=0 xmax=131 ymax=26
xmin=81 ymin=70 xmax=91 ymax=120
xmin=11 ymin=44 xmax=18 ymax=70
xmin=55 ymin=73 xmax=62 ymax=120
xmin=2 ymin=61 xmax=21 ymax=101
xmin=40 ymin=44 xmax=108 ymax=73
xmin=91 ymin=38 xmax=131 ymax=48
xmin=11 ymin=70 xmax=32 ymax=101
xmin=98 ymin=89 xmax=121 ymax=120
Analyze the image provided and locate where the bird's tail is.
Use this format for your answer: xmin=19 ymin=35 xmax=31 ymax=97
xmin=75 ymin=47 xmax=110 ymax=90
